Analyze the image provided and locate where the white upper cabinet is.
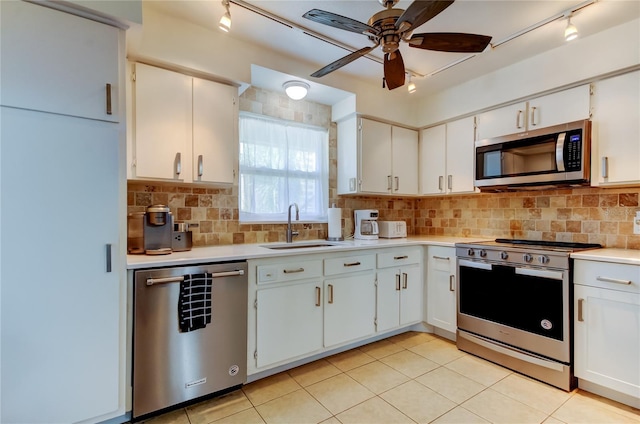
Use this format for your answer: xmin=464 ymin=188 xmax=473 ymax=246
xmin=476 ymin=85 xmax=591 ymax=140
xmin=131 ymin=63 xmax=237 ymax=185
xmin=338 ymin=117 xmax=418 ymax=195
xmin=1 ymin=1 xmax=120 ymax=122
xmin=420 ymin=116 xmax=476 ymax=195
xmin=590 ymin=71 xmax=640 ymax=187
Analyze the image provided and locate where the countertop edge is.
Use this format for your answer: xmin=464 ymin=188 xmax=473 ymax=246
xmin=571 ymin=248 xmax=640 ymax=265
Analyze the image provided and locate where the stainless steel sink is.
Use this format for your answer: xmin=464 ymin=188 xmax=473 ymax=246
xmin=261 ymin=241 xmax=342 ymax=250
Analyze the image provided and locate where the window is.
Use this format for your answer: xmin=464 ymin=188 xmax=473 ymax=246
xmin=239 ymin=113 xmax=329 ymax=223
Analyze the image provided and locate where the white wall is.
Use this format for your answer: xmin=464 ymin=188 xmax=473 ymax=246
xmin=414 ymin=18 xmax=640 ymax=127
xmin=127 ymin=5 xmax=417 ymax=127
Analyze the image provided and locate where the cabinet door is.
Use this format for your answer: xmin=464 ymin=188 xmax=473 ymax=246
xmin=476 ymin=102 xmax=526 ymax=140
xmin=574 ymin=285 xmax=640 ymax=398
xmin=591 ymin=71 xmax=640 ymax=186
xmin=376 ymin=268 xmax=401 ymax=332
xmin=360 ymin=119 xmax=392 ymax=193
xmin=419 ymin=125 xmax=446 ymax=194
xmin=426 ymin=247 xmax=457 ymax=333
xmin=391 ymin=126 xmax=419 ymax=195
xmin=256 ymin=282 xmax=323 ymax=368
xmin=399 ymin=264 xmax=423 ymax=325
xmin=193 ymin=78 xmax=237 ymax=185
xmin=528 ymin=85 xmax=591 ymax=130
xmin=324 ymin=272 xmax=376 ymax=347
xmin=1 ymin=107 xmax=121 ymax=423
xmin=0 ymin=1 xmax=120 ymax=122
xmin=446 ymin=116 xmax=476 ymax=194
xmin=133 ymin=63 xmax=192 ymax=181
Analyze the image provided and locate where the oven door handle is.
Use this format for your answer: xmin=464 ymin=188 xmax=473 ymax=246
xmin=515 ymin=267 xmax=564 ymax=281
xmin=458 ymin=259 xmax=492 ymax=270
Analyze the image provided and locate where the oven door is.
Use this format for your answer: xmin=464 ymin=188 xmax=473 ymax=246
xmin=457 ymin=259 xmax=571 ymax=363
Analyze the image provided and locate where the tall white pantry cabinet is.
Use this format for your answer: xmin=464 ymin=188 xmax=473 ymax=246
xmin=1 ymin=2 xmax=126 ymax=423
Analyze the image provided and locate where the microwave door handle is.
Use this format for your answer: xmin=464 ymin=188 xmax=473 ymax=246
xmin=555 ymin=133 xmax=566 ymax=172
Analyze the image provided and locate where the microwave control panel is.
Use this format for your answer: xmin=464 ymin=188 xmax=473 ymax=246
xmin=564 ymin=131 xmax=582 ymax=171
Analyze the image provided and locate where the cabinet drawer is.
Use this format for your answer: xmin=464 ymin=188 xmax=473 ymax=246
xmin=574 ymin=260 xmax=640 ymax=294
xmin=377 ymin=247 xmax=422 ymax=268
xmin=324 ymin=254 xmax=375 ymax=276
xmin=257 ymin=259 xmax=323 ymax=284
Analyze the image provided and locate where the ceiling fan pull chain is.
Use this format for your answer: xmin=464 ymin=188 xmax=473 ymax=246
xmin=382 ymin=77 xmax=386 ymax=88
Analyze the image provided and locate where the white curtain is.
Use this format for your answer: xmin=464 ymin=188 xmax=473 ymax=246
xmin=239 ymin=113 xmax=329 ymax=222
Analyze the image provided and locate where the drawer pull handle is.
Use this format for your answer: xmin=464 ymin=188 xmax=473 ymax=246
xmin=284 ymin=268 xmax=305 ymax=274
xmin=402 ymin=272 xmax=408 ymax=289
xmin=328 ymin=284 xmax=334 ymax=304
xmin=394 ymin=255 xmax=409 ymax=260
xmin=578 ymin=298 xmax=585 ymax=322
xmin=596 ymin=276 xmax=631 ymax=285
xmin=433 ymin=255 xmax=450 ymax=261
xmin=344 ymin=261 xmax=361 ymax=267
xmin=449 ymin=275 xmax=455 ymax=291
xmin=315 ymin=286 xmax=321 ymax=307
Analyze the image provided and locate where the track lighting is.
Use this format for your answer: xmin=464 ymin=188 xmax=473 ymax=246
xmin=564 ymin=15 xmax=578 ymax=41
xmin=407 ymin=73 xmax=416 ymax=94
xmin=219 ymin=0 xmax=231 ymax=32
xmin=283 ymin=80 xmax=310 ymax=100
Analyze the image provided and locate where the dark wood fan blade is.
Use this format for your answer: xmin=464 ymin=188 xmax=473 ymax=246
xmin=311 ymin=45 xmax=377 ymax=78
xmin=303 ymin=9 xmax=378 ymax=36
xmin=409 ymin=32 xmax=492 ymax=52
xmin=396 ymin=0 xmax=454 ymax=32
xmin=384 ymin=51 xmax=405 ymax=90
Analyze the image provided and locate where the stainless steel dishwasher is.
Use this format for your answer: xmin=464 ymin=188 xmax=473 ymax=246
xmin=132 ymin=261 xmax=248 ymax=419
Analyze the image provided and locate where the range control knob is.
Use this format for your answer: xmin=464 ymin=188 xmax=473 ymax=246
xmin=538 ymin=255 xmax=549 ymax=264
xmin=500 ymin=251 xmax=509 ymax=260
xmin=467 ymin=248 xmax=475 ymax=256
xmin=523 ymin=253 xmax=533 ymax=263
xmin=479 ymin=249 xmax=487 ymax=258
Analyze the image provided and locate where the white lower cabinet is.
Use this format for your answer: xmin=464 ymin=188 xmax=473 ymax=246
xmin=376 ymin=248 xmax=423 ymax=332
xmin=426 ymin=246 xmax=457 ymax=333
xmin=574 ymin=259 xmax=640 ymax=405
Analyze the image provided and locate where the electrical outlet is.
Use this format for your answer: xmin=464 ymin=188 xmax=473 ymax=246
xmin=634 ymin=212 xmax=640 ymax=235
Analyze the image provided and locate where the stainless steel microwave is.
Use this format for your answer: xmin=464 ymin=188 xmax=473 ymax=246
xmin=474 ymin=119 xmax=591 ymax=190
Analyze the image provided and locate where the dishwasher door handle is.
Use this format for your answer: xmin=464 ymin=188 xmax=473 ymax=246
xmin=146 ymin=269 xmax=245 ymax=286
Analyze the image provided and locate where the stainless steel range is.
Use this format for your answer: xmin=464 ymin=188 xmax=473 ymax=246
xmin=455 ymin=238 xmax=601 ymax=391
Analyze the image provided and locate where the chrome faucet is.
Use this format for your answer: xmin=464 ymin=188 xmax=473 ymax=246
xmin=286 ymin=203 xmax=299 ymax=243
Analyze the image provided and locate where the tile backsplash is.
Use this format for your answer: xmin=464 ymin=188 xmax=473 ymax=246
xmin=127 ymin=85 xmax=640 ymax=250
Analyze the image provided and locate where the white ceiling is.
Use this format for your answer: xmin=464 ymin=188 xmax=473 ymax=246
xmin=146 ymin=0 xmax=640 ymax=103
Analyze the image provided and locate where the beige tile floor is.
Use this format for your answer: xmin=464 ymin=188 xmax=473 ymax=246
xmin=141 ymin=332 xmax=640 ymax=424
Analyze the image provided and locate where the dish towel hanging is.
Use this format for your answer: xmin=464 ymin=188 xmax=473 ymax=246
xmin=178 ymin=273 xmax=213 ymax=332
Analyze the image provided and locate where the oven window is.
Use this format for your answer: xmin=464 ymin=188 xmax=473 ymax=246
xmin=459 ymin=265 xmax=564 ymax=340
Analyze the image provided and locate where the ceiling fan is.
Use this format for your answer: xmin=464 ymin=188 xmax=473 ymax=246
xmin=302 ymin=0 xmax=492 ymax=90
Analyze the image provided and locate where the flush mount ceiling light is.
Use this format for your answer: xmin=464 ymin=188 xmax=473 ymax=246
xmin=407 ymin=73 xmax=416 ymax=94
xmin=283 ymin=80 xmax=310 ymax=100
xmin=564 ymin=14 xmax=579 ymax=41
xmin=219 ymin=0 xmax=231 ymax=32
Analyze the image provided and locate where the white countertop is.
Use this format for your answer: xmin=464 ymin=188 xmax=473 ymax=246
xmin=126 ymin=236 xmax=491 ymax=269
xmin=571 ymin=248 xmax=640 ymax=265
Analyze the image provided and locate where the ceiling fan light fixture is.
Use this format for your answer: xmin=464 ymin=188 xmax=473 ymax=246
xmin=219 ymin=0 xmax=231 ymax=32
xmin=564 ymin=17 xmax=578 ymax=41
xmin=283 ymin=80 xmax=310 ymax=100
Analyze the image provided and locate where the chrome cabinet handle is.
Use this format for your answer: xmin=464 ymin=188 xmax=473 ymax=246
xmin=438 ymin=176 xmax=443 ymax=191
xmin=597 ymin=276 xmax=632 ymax=285
xmin=105 ymin=83 xmax=112 ymax=115
xmin=394 ymin=176 xmax=399 ymax=191
xmin=449 ymin=274 xmax=455 ymax=291
xmin=395 ymin=274 xmax=401 ymax=291
xmin=328 ymin=284 xmax=334 ymax=304
xmin=530 ymin=106 xmax=537 ymax=126
xmin=447 ymin=175 xmax=452 ymax=191
xmin=105 ymin=244 xmax=112 ymax=272
xmin=387 ymin=175 xmax=392 ymax=190
xmin=602 ymin=157 xmax=609 ymax=179
xmin=516 ymin=110 xmax=524 ymax=129
xmin=315 ymin=287 xmax=321 ymax=307
xmin=578 ymin=298 xmax=585 ymax=322
xmin=175 ymin=152 xmax=182 ymax=176
xmin=198 ymin=154 xmax=204 ymax=177
xmin=394 ymin=255 xmax=409 ymax=260
xmin=283 ymin=268 xmax=304 ymax=274
xmin=402 ymin=273 xmax=408 ymax=289
xmin=343 ymin=262 xmax=361 ymax=267
xmin=433 ymin=255 xmax=450 ymax=261
xmin=146 ymin=269 xmax=244 ymax=286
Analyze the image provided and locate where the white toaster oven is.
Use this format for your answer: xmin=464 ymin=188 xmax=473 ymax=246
xmin=378 ymin=221 xmax=407 ymax=238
